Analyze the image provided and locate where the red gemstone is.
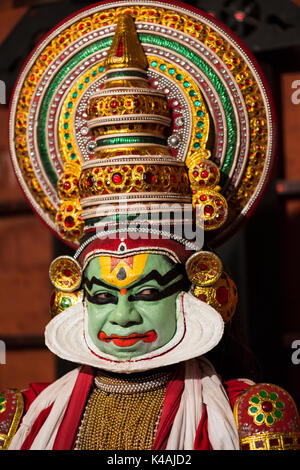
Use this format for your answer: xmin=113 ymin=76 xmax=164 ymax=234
xmin=65 ymin=216 xmax=75 ymax=228
xmin=110 ymin=100 xmax=118 ymax=108
xmin=112 ymin=172 xmax=122 ymax=184
xmin=201 ymin=170 xmax=208 ymax=178
xmin=63 ymin=181 xmax=71 ymax=190
xmin=204 ymin=205 xmax=214 ymax=216
xmin=133 ymin=99 xmax=140 ymax=107
xmin=200 ymin=195 xmax=207 ymax=202
xmin=215 ymin=198 xmax=223 ymax=206
xmin=216 ymin=287 xmax=229 ymax=305
xmin=86 ymin=175 xmax=94 ymax=187
xmin=143 ymin=172 xmax=155 ymax=184
xmin=193 ymin=171 xmax=199 ymax=177
xmin=199 ymin=263 xmax=207 ymax=271
xmin=66 ymin=205 xmax=73 ymax=212
xmin=115 ymin=37 xmax=124 ymax=57
xmin=261 ymin=401 xmax=273 ymax=412
xmin=63 ymin=268 xmax=72 ymax=277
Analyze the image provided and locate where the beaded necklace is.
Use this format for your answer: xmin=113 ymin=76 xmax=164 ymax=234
xmin=75 ymin=368 xmax=172 ymax=450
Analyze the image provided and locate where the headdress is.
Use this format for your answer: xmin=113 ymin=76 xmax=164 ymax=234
xmin=9 ymin=1 xmax=276 ymax=368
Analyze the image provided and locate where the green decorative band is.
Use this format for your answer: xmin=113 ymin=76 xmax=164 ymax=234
xmin=106 ymin=70 xmax=147 ymax=79
xmin=37 ymin=33 xmax=237 ymax=189
xmin=95 ymin=135 xmax=166 ymax=147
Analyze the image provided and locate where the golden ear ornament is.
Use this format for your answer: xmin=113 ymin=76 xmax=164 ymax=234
xmin=49 ymin=256 xmax=82 ymax=293
xmin=193 ymin=272 xmax=238 ymax=323
xmin=186 ymin=250 xmax=238 ymax=323
xmin=185 ymin=251 xmax=223 ymax=287
xmin=50 ymin=289 xmax=83 ymax=318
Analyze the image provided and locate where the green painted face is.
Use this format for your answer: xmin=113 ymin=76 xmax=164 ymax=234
xmin=83 ymin=253 xmax=186 ymax=360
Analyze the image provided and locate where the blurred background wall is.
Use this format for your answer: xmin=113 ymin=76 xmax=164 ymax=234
xmin=0 ymin=0 xmax=299 ymax=407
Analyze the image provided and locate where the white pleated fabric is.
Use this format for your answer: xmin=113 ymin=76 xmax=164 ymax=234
xmin=166 ymin=358 xmax=240 ymax=450
xmin=9 ymin=367 xmax=80 ymax=450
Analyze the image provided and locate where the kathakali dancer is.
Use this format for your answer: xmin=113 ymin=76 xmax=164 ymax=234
xmin=1 ymin=0 xmax=299 ymax=451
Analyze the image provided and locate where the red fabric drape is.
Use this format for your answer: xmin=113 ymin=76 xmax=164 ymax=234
xmin=152 ymin=364 xmax=185 ymax=450
xmin=53 ymin=366 xmax=94 ymax=450
xmin=21 ymin=405 xmax=53 ymax=450
xmin=22 ymin=382 xmax=51 ymax=413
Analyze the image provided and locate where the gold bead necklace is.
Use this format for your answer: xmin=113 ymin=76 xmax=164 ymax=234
xmin=75 ymin=368 xmax=172 ymax=450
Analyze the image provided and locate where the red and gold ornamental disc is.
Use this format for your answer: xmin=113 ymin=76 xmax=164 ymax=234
xmin=9 ymin=0 xmax=276 ymax=248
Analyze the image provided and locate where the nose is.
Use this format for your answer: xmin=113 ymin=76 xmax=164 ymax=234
xmin=109 ymin=294 xmax=142 ymax=328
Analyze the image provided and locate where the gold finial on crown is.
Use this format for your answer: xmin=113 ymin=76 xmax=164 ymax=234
xmin=104 ymin=14 xmax=148 ymax=71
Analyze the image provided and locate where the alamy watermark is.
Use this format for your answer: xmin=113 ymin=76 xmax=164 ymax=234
xmin=291 ymin=80 xmax=300 ymax=104
xmin=0 ymin=340 xmax=5 ymax=364
xmin=93 ymin=201 xmax=205 ymax=249
xmin=0 ymin=80 xmax=5 ymax=105
xmin=291 ymin=339 xmax=300 ymax=365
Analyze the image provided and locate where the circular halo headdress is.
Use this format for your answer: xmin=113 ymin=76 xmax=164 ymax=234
xmin=9 ymin=1 xmax=276 ymax=323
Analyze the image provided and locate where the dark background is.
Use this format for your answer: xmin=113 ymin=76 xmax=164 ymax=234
xmin=0 ymin=0 xmax=299 ymax=409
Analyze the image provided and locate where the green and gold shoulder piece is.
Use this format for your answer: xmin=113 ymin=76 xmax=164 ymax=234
xmin=234 ymin=383 xmax=300 ymax=450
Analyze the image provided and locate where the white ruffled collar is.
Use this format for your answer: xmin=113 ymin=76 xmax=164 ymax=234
xmin=45 ymin=292 xmax=224 ymax=373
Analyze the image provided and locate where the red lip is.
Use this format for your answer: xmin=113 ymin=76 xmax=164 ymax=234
xmin=98 ymin=330 xmax=157 ymax=347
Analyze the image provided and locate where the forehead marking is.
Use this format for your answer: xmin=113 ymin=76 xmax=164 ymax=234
xmin=98 ymin=253 xmax=149 ymax=288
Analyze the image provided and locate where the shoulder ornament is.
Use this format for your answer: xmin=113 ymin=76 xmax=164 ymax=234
xmin=234 ymin=383 xmax=300 ymax=450
xmin=0 ymin=389 xmax=24 ymax=450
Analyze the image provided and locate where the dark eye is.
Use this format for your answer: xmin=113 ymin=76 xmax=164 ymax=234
xmin=130 ymin=288 xmax=161 ymax=301
xmin=138 ymin=288 xmax=159 ymax=296
xmin=96 ymin=292 xmax=114 ymax=300
xmin=85 ymin=290 xmax=117 ymax=305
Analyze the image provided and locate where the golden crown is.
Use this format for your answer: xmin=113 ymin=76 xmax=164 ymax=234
xmin=54 ymin=14 xmax=227 ymax=243
xmin=10 ymin=3 xmax=275 ymax=249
